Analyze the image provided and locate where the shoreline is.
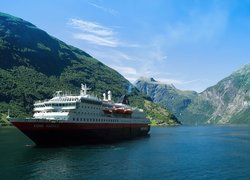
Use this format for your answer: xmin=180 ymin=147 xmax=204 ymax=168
xmin=0 ymin=123 xmax=12 ymax=127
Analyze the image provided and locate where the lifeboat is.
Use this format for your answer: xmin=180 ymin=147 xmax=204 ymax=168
xmin=124 ymin=108 xmax=133 ymax=114
xmin=113 ymin=107 xmax=125 ymax=114
xmin=113 ymin=107 xmax=133 ymax=114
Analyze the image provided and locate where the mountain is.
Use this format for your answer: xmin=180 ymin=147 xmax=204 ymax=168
xmin=201 ymin=64 xmax=250 ymax=124
xmin=135 ymin=77 xmax=211 ymax=124
xmin=135 ymin=64 xmax=250 ymax=124
xmin=0 ymin=12 xmax=129 ymax=116
xmin=0 ymin=12 xmax=179 ymax=125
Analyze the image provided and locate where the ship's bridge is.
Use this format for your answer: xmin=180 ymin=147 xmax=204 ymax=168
xmin=33 ymin=96 xmax=80 ymax=120
xmin=34 ymin=95 xmax=80 ymax=111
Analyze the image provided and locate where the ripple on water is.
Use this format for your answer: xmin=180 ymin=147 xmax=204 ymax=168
xmin=1 ymin=126 xmax=250 ymax=179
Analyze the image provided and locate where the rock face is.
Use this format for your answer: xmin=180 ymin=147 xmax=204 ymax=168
xmin=201 ymin=64 xmax=250 ymax=124
xmin=135 ymin=64 xmax=250 ymax=124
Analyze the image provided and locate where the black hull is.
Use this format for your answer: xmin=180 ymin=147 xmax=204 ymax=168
xmin=23 ymin=128 xmax=149 ymax=146
xmin=11 ymin=122 xmax=150 ymax=147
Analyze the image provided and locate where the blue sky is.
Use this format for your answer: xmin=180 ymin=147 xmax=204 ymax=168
xmin=1 ymin=0 xmax=250 ymax=92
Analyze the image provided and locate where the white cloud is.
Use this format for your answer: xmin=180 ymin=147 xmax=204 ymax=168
xmin=84 ymin=46 xmax=171 ymax=83
xmin=110 ymin=65 xmax=140 ymax=83
xmin=73 ymin=33 xmax=117 ymax=47
xmin=157 ymin=78 xmax=183 ymax=85
xmin=111 ymin=65 xmax=137 ymax=75
xmin=69 ymin=18 xmax=113 ymax=36
xmin=84 ymin=48 xmax=139 ymax=65
xmin=68 ymin=18 xmax=142 ymax=48
xmin=68 ymin=18 xmax=118 ymax=47
xmin=66 ymin=7 xmax=225 ymax=92
xmin=155 ymin=78 xmax=209 ymax=92
xmin=85 ymin=46 xmax=204 ymax=91
xmin=157 ymin=78 xmax=200 ymax=85
xmin=87 ymin=2 xmax=118 ymax=16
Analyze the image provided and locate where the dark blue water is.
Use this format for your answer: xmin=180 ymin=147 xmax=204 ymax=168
xmin=1 ymin=126 xmax=250 ymax=179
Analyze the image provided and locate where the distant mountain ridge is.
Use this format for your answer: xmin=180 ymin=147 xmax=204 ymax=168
xmin=136 ymin=64 xmax=250 ymax=124
xmin=0 ymin=12 xmax=179 ymax=125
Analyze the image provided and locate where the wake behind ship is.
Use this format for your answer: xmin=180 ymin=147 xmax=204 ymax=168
xmin=9 ymin=84 xmax=150 ymax=146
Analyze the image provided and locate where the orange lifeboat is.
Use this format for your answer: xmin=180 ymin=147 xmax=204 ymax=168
xmin=113 ymin=107 xmax=125 ymax=114
xmin=124 ymin=108 xmax=133 ymax=114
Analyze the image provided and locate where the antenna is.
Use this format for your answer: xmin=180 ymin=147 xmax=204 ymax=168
xmin=108 ymin=91 xmax=112 ymax=101
xmin=6 ymin=109 xmax=10 ymax=119
xmin=103 ymin=93 xmax=107 ymax=100
xmin=55 ymin=91 xmax=62 ymax=97
xmin=80 ymin=84 xmax=91 ymax=95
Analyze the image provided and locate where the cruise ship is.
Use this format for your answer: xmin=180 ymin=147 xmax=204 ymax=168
xmin=9 ymin=84 xmax=150 ymax=146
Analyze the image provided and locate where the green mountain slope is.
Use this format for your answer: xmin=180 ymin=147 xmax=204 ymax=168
xmin=136 ymin=64 xmax=250 ymax=124
xmin=0 ymin=12 xmax=129 ymax=117
xmin=0 ymin=12 xmax=179 ymax=125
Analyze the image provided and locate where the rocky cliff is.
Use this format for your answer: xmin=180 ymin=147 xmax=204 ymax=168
xmin=201 ymin=64 xmax=250 ymax=124
xmin=136 ymin=64 xmax=250 ymax=124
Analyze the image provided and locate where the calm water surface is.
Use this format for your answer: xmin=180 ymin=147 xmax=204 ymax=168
xmin=0 ymin=126 xmax=250 ymax=179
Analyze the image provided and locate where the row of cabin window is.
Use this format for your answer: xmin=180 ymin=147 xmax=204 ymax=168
xmin=81 ymin=99 xmax=102 ymax=105
xmin=72 ymin=118 xmax=118 ymax=123
xmin=80 ymin=106 xmax=100 ymax=110
xmin=35 ymin=103 xmax=76 ymax=108
xmin=74 ymin=111 xmax=101 ymax=115
xmin=47 ymin=103 xmax=75 ymax=107
xmin=35 ymin=105 xmax=45 ymax=108
xmin=35 ymin=110 xmax=69 ymax=113
xmin=59 ymin=98 xmax=78 ymax=101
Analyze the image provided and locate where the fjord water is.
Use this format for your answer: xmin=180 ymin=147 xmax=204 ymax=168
xmin=1 ymin=126 xmax=250 ymax=179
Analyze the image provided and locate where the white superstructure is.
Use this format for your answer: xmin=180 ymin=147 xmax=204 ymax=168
xmin=33 ymin=84 xmax=149 ymax=124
